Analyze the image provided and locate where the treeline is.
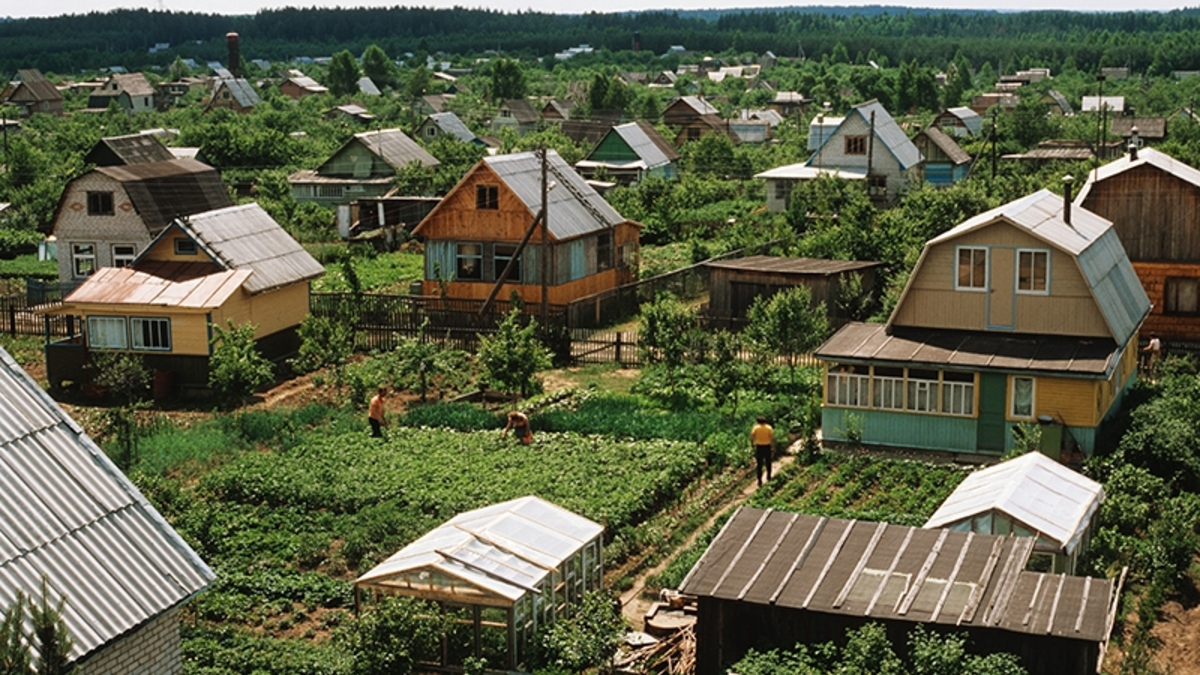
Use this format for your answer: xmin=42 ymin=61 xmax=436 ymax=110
xmin=8 ymin=6 xmax=1200 ymax=79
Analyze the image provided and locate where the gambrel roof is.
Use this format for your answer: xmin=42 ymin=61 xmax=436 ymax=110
xmin=925 ymin=452 xmax=1103 ymax=556
xmin=916 ymin=189 xmax=1150 ymax=345
xmin=84 ymin=133 xmax=176 ymax=166
xmin=939 ymin=106 xmax=983 ymax=135
xmin=88 ymin=158 xmax=233 ymax=234
xmin=356 ymin=496 xmax=602 ymax=605
xmin=0 ymin=346 xmax=213 ymax=663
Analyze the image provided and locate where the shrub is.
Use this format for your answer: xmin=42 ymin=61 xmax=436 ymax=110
xmin=209 ymin=320 xmax=274 ymax=405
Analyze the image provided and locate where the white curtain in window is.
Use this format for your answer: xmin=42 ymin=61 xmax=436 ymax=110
xmin=1013 ymin=377 xmax=1034 ymax=417
xmin=87 ymin=316 xmax=127 ymax=349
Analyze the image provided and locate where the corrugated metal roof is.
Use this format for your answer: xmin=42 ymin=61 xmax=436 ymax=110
xmin=925 ymin=189 xmax=1150 ymax=345
xmin=755 ymin=163 xmax=866 ymax=181
xmin=210 ymin=76 xmax=260 ymax=108
xmin=356 ymin=496 xmax=603 ymax=604
xmin=485 ymin=150 xmax=627 ymax=240
xmin=0 ymin=347 xmax=213 ymax=663
xmin=610 ymin=122 xmax=678 ymax=168
xmin=679 ymin=508 xmax=1114 ymax=643
xmin=172 ymin=203 xmax=325 ymax=295
xmin=676 ymin=95 xmax=718 ymax=116
xmin=357 ymin=77 xmax=381 ymax=96
xmin=94 ymin=158 xmax=233 ymax=234
xmin=925 ymin=453 xmax=1103 ymax=555
xmin=848 ymin=100 xmax=923 ymax=170
xmin=706 ymin=255 xmax=880 ymax=276
xmin=428 ymin=112 xmax=477 ymax=143
xmin=945 ymin=107 xmax=983 ymax=135
xmin=816 ymin=322 xmax=1120 ymax=378
xmin=60 ymin=265 xmax=250 ymax=309
xmin=499 ymin=99 xmax=539 ymax=124
xmin=1076 ymin=147 xmax=1200 ymax=201
xmin=347 ymin=129 xmax=439 ymax=170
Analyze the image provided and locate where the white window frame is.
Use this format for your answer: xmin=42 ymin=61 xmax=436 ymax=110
xmin=131 ymin=317 xmax=171 ymax=351
xmin=1016 ymin=248 xmax=1050 ymax=294
xmin=941 ymin=373 xmax=975 ymax=416
xmin=1011 ymin=376 xmax=1036 ymax=419
xmin=87 ymin=316 xmax=128 ymax=349
xmin=871 ymin=370 xmax=905 ymax=410
xmin=905 ymin=371 xmax=940 ymax=413
xmin=955 ymin=246 xmax=988 ymax=291
xmin=72 ymin=243 xmax=96 ymax=278
xmin=111 ymin=244 xmax=136 ymax=268
xmin=827 ymin=367 xmax=870 ymax=407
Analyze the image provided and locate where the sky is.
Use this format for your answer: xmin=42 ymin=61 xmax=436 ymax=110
xmin=6 ymin=0 xmax=1199 ymax=18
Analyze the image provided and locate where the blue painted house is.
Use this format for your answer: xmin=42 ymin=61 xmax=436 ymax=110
xmin=915 ymin=126 xmax=972 ymax=187
xmin=816 ymin=188 xmax=1150 ymax=457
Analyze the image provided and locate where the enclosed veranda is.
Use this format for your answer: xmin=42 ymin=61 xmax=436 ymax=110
xmin=354 ymin=496 xmax=604 ymax=671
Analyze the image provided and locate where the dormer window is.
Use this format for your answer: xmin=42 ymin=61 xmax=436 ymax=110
xmin=955 ymin=246 xmax=987 ymax=291
xmin=1017 ymin=249 xmax=1049 ymax=294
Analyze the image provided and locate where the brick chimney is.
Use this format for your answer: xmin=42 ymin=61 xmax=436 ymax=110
xmin=226 ymin=32 xmax=241 ymax=78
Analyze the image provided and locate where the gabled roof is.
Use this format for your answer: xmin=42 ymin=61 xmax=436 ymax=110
xmin=1110 ymin=116 xmax=1167 ymax=140
xmin=284 ymin=75 xmax=327 ymax=93
xmin=321 ymin=129 xmax=439 ymax=173
xmin=925 ymin=452 xmax=1103 ymax=556
xmin=425 ymin=112 xmax=477 ymax=143
xmin=811 ymin=99 xmax=921 ymax=170
xmin=357 ymin=77 xmax=381 ymax=96
xmin=8 ymin=69 xmax=61 ymax=102
xmin=915 ymin=189 xmax=1150 ymax=344
xmin=675 ymin=95 xmax=718 ymax=116
xmin=1076 ymin=147 xmax=1200 ymax=203
xmin=542 ymin=100 xmax=571 ymax=119
xmin=107 ymin=73 xmax=154 ymax=97
xmin=583 ymin=121 xmax=679 ymax=169
xmin=918 ymin=126 xmax=971 ymax=165
xmin=356 ymin=496 xmax=602 ymax=604
xmin=91 ymin=159 xmax=233 ymax=234
xmin=415 ymin=150 xmax=629 ymax=241
xmin=938 ymin=106 xmax=983 ymax=135
xmin=421 ymin=93 xmax=452 ymax=113
xmin=1080 ymin=96 xmax=1125 ymax=113
xmin=1042 ymin=90 xmax=1074 ymax=115
xmin=680 ymin=508 xmax=1115 ymax=644
xmin=210 ymin=76 xmax=260 ymax=108
xmin=85 ymin=133 xmax=176 ymax=166
xmin=164 ymin=203 xmax=324 ymax=294
xmin=0 ymin=346 xmax=213 ymax=662
xmin=498 ymin=98 xmax=539 ymax=124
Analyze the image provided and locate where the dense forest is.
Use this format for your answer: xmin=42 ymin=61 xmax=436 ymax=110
xmin=8 ymin=5 xmax=1200 ymax=76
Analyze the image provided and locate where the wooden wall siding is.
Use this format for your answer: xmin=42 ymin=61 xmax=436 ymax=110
xmin=821 ymin=407 xmax=980 ymax=452
xmin=420 ymin=165 xmax=542 ymax=243
xmin=73 ymin=306 xmax=211 ymax=356
xmin=54 ymin=174 xmax=154 ymax=283
xmin=1130 ymin=261 xmax=1200 ymax=340
xmin=423 ymin=266 xmax=631 ymax=305
xmin=324 ymin=141 xmax=391 ymax=179
xmin=213 ymin=283 xmax=310 ymax=339
xmin=1081 ymin=165 xmax=1200 ymax=262
xmin=141 ymin=232 xmax=216 ymax=263
xmin=1017 ymin=375 xmax=1101 ymax=427
xmin=708 ymin=268 xmax=877 ymax=319
xmin=589 ymin=134 xmax=635 ymax=162
xmin=893 ymin=221 xmax=1111 ymax=338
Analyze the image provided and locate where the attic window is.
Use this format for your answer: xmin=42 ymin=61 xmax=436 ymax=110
xmin=956 ymin=247 xmax=987 ymax=291
xmin=1017 ymin=249 xmax=1049 ymax=294
xmin=174 ymin=238 xmax=197 ymax=255
xmin=845 ymin=135 xmax=867 ymax=155
xmin=476 ymin=185 xmax=499 ymax=210
xmin=87 ymin=191 xmax=114 ymax=216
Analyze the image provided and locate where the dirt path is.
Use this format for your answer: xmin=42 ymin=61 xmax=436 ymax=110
xmin=618 ymin=447 xmax=798 ymax=628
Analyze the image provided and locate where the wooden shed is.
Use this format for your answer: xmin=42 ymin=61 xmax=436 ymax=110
xmin=705 ymin=255 xmax=881 ymax=324
xmin=355 ymin=496 xmax=603 ymax=671
xmin=925 ymin=452 xmax=1104 ymax=575
xmin=680 ymin=508 xmax=1119 ymax=675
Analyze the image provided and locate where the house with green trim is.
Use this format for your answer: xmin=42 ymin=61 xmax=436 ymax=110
xmin=815 ymin=188 xmax=1150 ymax=457
xmin=574 ymin=121 xmax=679 ymax=186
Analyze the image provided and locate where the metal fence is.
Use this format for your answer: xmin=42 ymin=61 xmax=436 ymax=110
xmin=0 ymin=294 xmax=76 ymax=338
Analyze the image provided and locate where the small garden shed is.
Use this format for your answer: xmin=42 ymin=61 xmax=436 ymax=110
xmin=680 ymin=507 xmax=1118 ymax=675
xmin=354 ymin=496 xmax=604 ymax=671
xmin=924 ymin=452 xmax=1104 ymax=574
xmin=705 ymin=255 xmax=880 ymax=325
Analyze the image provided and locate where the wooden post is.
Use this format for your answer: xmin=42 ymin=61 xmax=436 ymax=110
xmin=9 ymin=305 xmax=15 ymax=336
xmin=615 ymin=331 xmax=622 ymax=364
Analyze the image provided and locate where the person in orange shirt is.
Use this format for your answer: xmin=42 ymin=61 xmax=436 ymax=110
xmin=369 ymin=387 xmax=387 ymax=438
xmin=502 ymin=410 xmax=533 ymax=445
xmin=750 ymin=416 xmax=776 ymax=487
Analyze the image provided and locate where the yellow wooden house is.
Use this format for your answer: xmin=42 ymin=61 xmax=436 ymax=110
xmin=46 ymin=203 xmax=324 ymax=392
xmin=816 ymin=188 xmax=1150 ymax=457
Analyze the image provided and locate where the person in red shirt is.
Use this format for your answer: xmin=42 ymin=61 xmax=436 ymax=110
xmin=369 ymin=387 xmax=387 ymax=438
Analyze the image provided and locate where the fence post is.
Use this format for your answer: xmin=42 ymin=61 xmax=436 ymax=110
xmin=9 ymin=305 xmax=15 ymax=337
xmin=615 ymin=331 xmax=622 ymax=364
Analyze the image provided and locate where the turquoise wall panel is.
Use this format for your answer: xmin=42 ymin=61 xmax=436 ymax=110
xmin=822 ymin=407 xmax=979 ymax=453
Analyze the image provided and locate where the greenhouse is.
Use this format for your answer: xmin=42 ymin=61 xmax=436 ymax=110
xmin=354 ymin=496 xmax=605 ymax=671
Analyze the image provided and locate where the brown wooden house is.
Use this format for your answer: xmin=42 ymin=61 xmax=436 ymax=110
xmin=1077 ymin=146 xmax=1200 ymax=344
xmin=411 ymin=150 xmax=640 ymax=306
xmin=2 ymin=69 xmax=63 ymax=117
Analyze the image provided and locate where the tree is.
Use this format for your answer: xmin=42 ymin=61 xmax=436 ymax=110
xmin=29 ymin=578 xmax=72 ymax=675
xmin=638 ymin=293 xmax=699 ymax=393
xmin=490 ymin=58 xmax=526 ymax=101
xmin=361 ymin=44 xmax=395 ymax=90
xmin=476 ymin=309 xmax=552 ymax=399
xmin=89 ymin=351 xmax=151 ymax=470
xmin=208 ymin=320 xmax=274 ymax=405
xmin=327 ymin=50 xmax=361 ymax=97
xmin=293 ymin=314 xmax=356 ymax=381
xmin=709 ymin=329 xmax=746 ymax=416
xmin=395 ymin=318 xmax=443 ymax=402
xmin=530 ymin=590 xmax=624 ymax=672
xmin=746 ymin=286 xmax=830 ymax=384
xmin=337 ymin=596 xmax=448 ymax=675
xmin=588 ymin=72 xmax=610 ymax=112
xmin=0 ymin=591 xmax=30 ymax=674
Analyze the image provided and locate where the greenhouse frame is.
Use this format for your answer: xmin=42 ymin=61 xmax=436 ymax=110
xmin=354 ymin=496 xmax=604 ymax=671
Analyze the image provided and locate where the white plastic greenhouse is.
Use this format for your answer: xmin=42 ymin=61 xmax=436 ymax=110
xmin=354 ymin=495 xmax=604 ymax=670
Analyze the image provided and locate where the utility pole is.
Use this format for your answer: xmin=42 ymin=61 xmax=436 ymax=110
xmin=991 ymin=116 xmax=997 ymax=180
xmin=540 ymin=146 xmax=549 ymax=328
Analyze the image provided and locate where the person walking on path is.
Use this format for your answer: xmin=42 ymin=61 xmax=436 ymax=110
xmin=750 ymin=415 xmax=776 ymax=487
xmin=502 ymin=410 xmax=533 ymax=445
xmin=369 ymin=387 xmax=387 ymax=438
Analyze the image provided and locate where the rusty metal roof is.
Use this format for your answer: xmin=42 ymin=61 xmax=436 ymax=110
xmin=815 ymin=322 xmax=1120 ymax=378
xmin=171 ymin=203 xmax=325 ymax=295
xmin=94 ymin=159 xmax=233 ymax=234
xmin=680 ymin=508 xmax=1114 ymax=643
xmin=706 ymin=255 xmax=880 ymax=276
xmin=62 ymin=265 xmax=251 ymax=309
xmin=0 ymin=346 xmax=213 ymax=663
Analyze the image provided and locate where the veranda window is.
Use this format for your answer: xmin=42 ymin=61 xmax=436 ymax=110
xmin=941 ymin=371 xmax=975 ymax=416
xmin=872 ymin=366 xmax=904 ymax=410
xmin=827 ymin=365 xmax=869 ymax=407
xmin=906 ymin=369 xmax=940 ymax=412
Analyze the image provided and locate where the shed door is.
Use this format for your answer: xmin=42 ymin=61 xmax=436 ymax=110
xmin=988 ymin=247 xmax=1015 ymax=330
xmin=977 ymin=373 xmax=1006 ymax=452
